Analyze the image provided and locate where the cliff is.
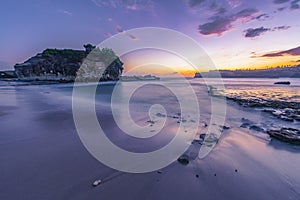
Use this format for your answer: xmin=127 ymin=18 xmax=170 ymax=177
xmin=14 ymin=44 xmax=123 ymax=82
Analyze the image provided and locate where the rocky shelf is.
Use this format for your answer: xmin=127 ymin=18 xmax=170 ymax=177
xmin=267 ymin=128 xmax=300 ymax=145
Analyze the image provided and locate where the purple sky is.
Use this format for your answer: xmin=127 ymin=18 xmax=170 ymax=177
xmin=0 ymin=0 xmax=300 ymax=71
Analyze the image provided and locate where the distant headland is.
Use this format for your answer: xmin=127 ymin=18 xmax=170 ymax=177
xmin=195 ymin=65 xmax=300 ymax=78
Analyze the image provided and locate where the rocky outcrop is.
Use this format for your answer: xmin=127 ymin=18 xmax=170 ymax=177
xmin=267 ymin=128 xmax=300 ymax=145
xmin=0 ymin=70 xmax=17 ymax=78
xmin=14 ymin=44 xmax=123 ymax=82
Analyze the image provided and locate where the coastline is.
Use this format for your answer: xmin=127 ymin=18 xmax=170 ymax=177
xmin=0 ymin=80 xmax=300 ymax=199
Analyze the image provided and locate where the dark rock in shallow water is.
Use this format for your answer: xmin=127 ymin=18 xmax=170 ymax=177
xmin=240 ymin=123 xmax=251 ymax=128
xmin=267 ymin=128 xmax=300 ymax=145
xmin=274 ymin=81 xmax=290 ymax=85
xmin=221 ymin=125 xmax=230 ymax=130
xmin=241 ymin=118 xmax=254 ymax=124
xmin=279 ymin=115 xmax=294 ymax=122
xmin=199 ymin=134 xmax=206 ymax=140
xmin=249 ymin=125 xmax=265 ymax=132
xmin=294 ymin=115 xmax=300 ymax=121
xmin=0 ymin=70 xmax=17 ymax=78
xmin=191 ymin=139 xmax=202 ymax=145
xmin=177 ymin=154 xmax=190 ymax=165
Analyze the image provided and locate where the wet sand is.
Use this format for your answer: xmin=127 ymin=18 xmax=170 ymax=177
xmin=0 ymin=81 xmax=300 ymax=200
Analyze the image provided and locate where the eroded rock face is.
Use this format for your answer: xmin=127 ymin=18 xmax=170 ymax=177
xmin=0 ymin=70 xmax=17 ymax=78
xmin=267 ymin=128 xmax=300 ymax=145
xmin=14 ymin=45 xmax=123 ymax=82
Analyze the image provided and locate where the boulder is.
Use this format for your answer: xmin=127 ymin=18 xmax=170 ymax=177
xmin=177 ymin=154 xmax=190 ymax=165
xmin=267 ymin=128 xmax=300 ymax=145
xmin=249 ymin=125 xmax=265 ymax=132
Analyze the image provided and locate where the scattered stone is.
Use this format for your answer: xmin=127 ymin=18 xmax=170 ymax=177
xmin=147 ymin=120 xmax=155 ymax=124
xmin=221 ymin=125 xmax=230 ymax=130
xmin=177 ymin=154 xmax=190 ymax=165
xmin=214 ymin=173 xmax=217 ymax=177
xmin=271 ymin=110 xmax=283 ymax=117
xmin=199 ymin=134 xmax=206 ymax=140
xmin=235 ymin=169 xmax=238 ymax=173
xmin=267 ymin=128 xmax=300 ymax=145
xmin=293 ymin=115 xmax=300 ymax=121
xmin=204 ymin=133 xmax=219 ymax=143
xmin=196 ymin=174 xmax=199 ymax=178
xmin=241 ymin=118 xmax=254 ymax=124
xmin=279 ymin=115 xmax=294 ymax=122
xmin=263 ymin=108 xmax=276 ymax=113
xmin=156 ymin=113 xmax=166 ymax=117
xmin=249 ymin=125 xmax=265 ymax=132
xmin=240 ymin=123 xmax=250 ymax=128
xmin=92 ymin=179 xmax=102 ymax=187
xmin=192 ymin=139 xmax=202 ymax=145
xmin=157 ymin=170 xmax=162 ymax=174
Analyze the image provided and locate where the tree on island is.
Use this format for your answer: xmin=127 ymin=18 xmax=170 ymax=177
xmin=83 ymin=44 xmax=96 ymax=54
xmin=77 ymin=47 xmax=123 ymax=81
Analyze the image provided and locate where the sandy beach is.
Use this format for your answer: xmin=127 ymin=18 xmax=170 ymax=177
xmin=0 ymin=79 xmax=299 ymax=200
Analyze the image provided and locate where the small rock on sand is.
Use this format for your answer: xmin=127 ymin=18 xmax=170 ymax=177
xmin=92 ymin=179 xmax=102 ymax=187
xmin=249 ymin=125 xmax=265 ymax=132
xmin=177 ymin=154 xmax=190 ymax=165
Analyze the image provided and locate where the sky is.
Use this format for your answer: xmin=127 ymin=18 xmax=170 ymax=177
xmin=0 ymin=0 xmax=300 ymax=74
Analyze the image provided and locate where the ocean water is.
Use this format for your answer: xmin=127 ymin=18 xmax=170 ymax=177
xmin=191 ymin=78 xmax=300 ymax=103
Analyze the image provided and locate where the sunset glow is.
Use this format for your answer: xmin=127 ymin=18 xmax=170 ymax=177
xmin=0 ymin=0 xmax=300 ymax=74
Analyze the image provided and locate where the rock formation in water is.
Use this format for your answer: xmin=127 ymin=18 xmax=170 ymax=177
xmin=0 ymin=70 xmax=17 ymax=78
xmin=14 ymin=44 xmax=123 ymax=82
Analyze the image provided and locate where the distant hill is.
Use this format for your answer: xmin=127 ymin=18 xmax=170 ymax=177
xmin=197 ymin=65 xmax=300 ymax=78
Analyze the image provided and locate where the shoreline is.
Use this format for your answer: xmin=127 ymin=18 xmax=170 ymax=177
xmin=0 ymin=80 xmax=300 ymax=199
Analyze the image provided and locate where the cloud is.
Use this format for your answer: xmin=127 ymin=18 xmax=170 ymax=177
xmin=244 ymin=25 xmax=291 ymax=38
xmin=273 ymin=0 xmax=299 ymax=9
xmin=273 ymin=0 xmax=290 ymax=4
xmin=261 ymin=46 xmax=300 ymax=57
xmin=58 ymin=9 xmax=72 ymax=16
xmin=199 ymin=17 xmax=233 ymax=35
xmin=188 ymin=0 xmax=206 ymax=7
xmin=256 ymin=13 xmax=270 ymax=21
xmin=277 ymin=7 xmax=287 ymax=11
xmin=226 ymin=0 xmax=242 ymax=8
xmin=114 ymin=25 xmax=138 ymax=40
xmin=115 ymin=25 xmax=124 ymax=33
xmin=273 ymin=25 xmax=291 ymax=30
xmin=290 ymin=0 xmax=300 ymax=9
xmin=91 ymin=0 xmax=154 ymax=11
xmin=198 ymin=8 xmax=258 ymax=36
xmin=244 ymin=27 xmax=270 ymax=38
